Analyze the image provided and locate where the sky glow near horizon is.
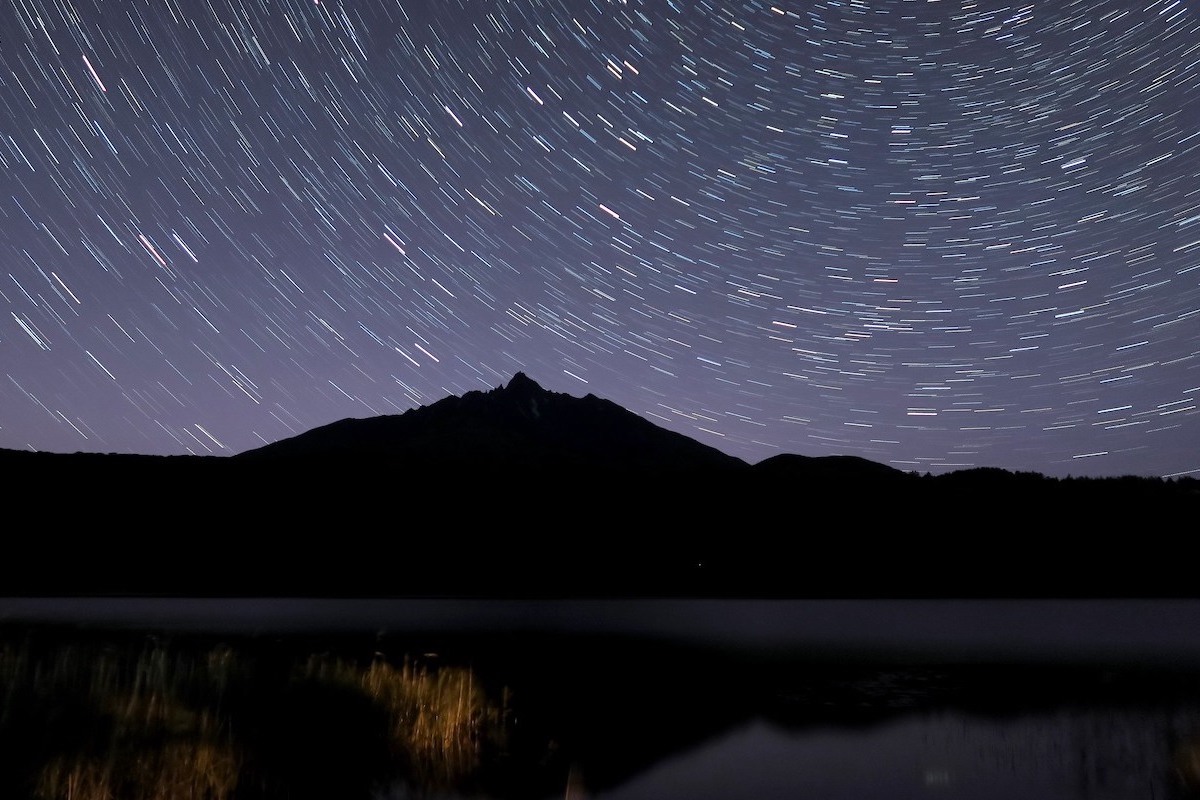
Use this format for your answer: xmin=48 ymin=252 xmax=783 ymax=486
xmin=1 ymin=0 xmax=1198 ymax=477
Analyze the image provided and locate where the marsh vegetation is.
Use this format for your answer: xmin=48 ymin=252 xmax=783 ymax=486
xmin=3 ymin=619 xmax=1200 ymax=800
xmin=1 ymin=631 xmax=511 ymax=799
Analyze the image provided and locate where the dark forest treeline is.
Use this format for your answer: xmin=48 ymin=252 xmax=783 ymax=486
xmin=4 ymin=446 xmax=1196 ymax=598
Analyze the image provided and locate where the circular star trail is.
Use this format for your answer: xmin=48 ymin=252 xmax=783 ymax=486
xmin=1 ymin=0 xmax=1198 ymax=477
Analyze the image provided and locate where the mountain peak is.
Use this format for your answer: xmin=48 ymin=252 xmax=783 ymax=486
xmin=504 ymin=371 xmax=543 ymax=394
xmin=493 ymin=371 xmax=548 ymax=420
xmin=238 ymin=369 xmax=747 ymax=473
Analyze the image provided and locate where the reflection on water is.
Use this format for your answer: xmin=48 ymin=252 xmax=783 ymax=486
xmin=2 ymin=626 xmax=1199 ymax=800
xmin=597 ymin=709 xmax=1200 ymax=800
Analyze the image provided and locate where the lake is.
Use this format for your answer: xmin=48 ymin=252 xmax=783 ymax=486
xmin=2 ymin=599 xmax=1199 ymax=799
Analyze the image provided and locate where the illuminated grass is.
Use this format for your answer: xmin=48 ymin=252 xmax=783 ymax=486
xmin=303 ymin=653 xmax=507 ymax=787
xmin=0 ymin=634 xmax=508 ymax=799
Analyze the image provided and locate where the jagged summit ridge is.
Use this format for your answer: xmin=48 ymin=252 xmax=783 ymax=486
xmin=486 ymin=371 xmax=557 ymax=420
xmin=503 ymin=370 xmax=540 ymax=394
xmin=237 ymin=372 xmax=746 ymax=473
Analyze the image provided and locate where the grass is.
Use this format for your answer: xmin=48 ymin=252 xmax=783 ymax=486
xmin=0 ymin=631 xmax=509 ymax=800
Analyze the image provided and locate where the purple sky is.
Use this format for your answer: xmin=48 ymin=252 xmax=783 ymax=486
xmin=1 ymin=1 xmax=1197 ymax=477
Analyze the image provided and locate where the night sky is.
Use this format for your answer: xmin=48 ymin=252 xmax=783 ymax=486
xmin=2 ymin=0 xmax=1197 ymax=478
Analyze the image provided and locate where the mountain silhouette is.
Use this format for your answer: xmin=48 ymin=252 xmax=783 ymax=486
xmin=754 ymin=453 xmax=907 ymax=482
xmin=236 ymin=372 xmax=746 ymax=475
xmin=2 ymin=372 xmax=1197 ymax=597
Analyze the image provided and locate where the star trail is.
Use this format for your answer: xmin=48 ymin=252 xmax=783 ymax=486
xmin=1 ymin=0 xmax=1198 ymax=478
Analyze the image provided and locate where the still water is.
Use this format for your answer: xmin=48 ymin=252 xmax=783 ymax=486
xmin=585 ymin=709 xmax=1200 ymax=800
xmin=2 ymin=599 xmax=1199 ymax=800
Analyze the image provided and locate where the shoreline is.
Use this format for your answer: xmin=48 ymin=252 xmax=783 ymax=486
xmin=5 ymin=597 xmax=1200 ymax=665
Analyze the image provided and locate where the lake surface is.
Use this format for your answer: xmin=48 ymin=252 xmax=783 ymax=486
xmin=2 ymin=599 xmax=1199 ymax=799
xmin=585 ymin=708 xmax=1200 ymax=800
xmin=6 ymin=598 xmax=1200 ymax=659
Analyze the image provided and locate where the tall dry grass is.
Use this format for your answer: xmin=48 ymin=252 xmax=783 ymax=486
xmin=1 ymin=635 xmax=508 ymax=800
xmin=301 ymin=653 xmax=508 ymax=787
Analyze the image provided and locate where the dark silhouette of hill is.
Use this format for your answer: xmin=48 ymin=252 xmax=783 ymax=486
xmin=755 ymin=453 xmax=909 ymax=482
xmin=236 ymin=372 xmax=746 ymax=475
xmin=2 ymin=372 xmax=1197 ymax=598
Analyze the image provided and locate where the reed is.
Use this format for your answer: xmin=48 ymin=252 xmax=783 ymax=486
xmin=301 ymin=652 xmax=508 ymax=787
xmin=1 ymin=634 xmax=508 ymax=799
xmin=4 ymin=639 xmax=239 ymax=800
